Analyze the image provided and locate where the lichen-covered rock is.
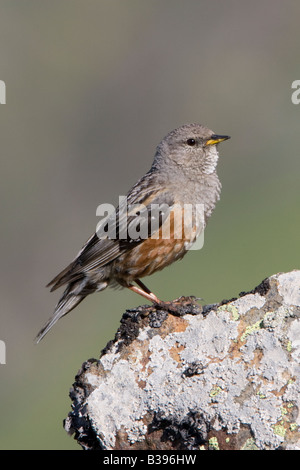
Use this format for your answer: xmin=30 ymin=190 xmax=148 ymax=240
xmin=64 ymin=270 xmax=300 ymax=450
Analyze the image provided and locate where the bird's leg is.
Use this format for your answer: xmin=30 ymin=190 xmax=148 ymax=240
xmin=135 ymin=279 xmax=155 ymax=295
xmin=127 ymin=280 xmax=201 ymax=317
xmin=127 ymin=279 xmax=161 ymax=303
xmin=135 ymin=280 xmax=201 ymax=316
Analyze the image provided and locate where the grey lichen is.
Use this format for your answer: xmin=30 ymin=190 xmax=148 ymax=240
xmin=65 ymin=270 xmax=300 ymax=450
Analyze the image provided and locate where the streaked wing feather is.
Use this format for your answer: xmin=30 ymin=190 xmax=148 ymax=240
xmin=48 ymin=178 xmax=174 ymax=291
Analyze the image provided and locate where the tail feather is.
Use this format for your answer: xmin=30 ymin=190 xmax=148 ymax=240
xmin=35 ymin=291 xmax=85 ymax=343
xmin=46 ymin=262 xmax=79 ymax=292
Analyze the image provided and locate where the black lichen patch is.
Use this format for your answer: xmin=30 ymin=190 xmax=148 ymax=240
xmin=65 ymin=358 xmax=104 ymax=450
xmin=219 ymin=296 xmax=238 ymax=307
xmin=182 ymin=361 xmax=206 ymax=378
xmin=149 ymin=411 xmax=209 ymax=450
xmin=149 ymin=309 xmax=168 ymax=328
xmin=239 ymin=277 xmax=271 ymax=298
xmin=201 ymin=303 xmax=219 ymax=316
xmin=64 ymin=413 xmax=103 ymax=450
xmin=101 ymin=305 xmax=153 ymax=356
xmin=100 ymin=297 xmax=203 ymax=357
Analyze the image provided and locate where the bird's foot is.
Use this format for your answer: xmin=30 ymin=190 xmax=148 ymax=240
xmin=153 ymin=295 xmax=203 ymax=317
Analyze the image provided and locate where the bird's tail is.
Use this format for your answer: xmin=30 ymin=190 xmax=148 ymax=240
xmin=35 ymin=288 xmax=85 ymax=343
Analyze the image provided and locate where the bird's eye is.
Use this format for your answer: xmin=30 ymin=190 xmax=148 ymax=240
xmin=186 ymin=138 xmax=196 ymax=146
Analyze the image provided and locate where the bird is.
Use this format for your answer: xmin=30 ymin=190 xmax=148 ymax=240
xmin=36 ymin=124 xmax=230 ymax=342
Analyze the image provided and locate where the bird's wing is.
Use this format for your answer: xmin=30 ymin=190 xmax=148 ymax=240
xmin=47 ymin=181 xmax=175 ymax=291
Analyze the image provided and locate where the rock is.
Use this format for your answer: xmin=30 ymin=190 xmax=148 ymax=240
xmin=64 ymin=270 xmax=300 ymax=450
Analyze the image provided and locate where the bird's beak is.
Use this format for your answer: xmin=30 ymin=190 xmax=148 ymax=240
xmin=205 ymin=134 xmax=231 ymax=146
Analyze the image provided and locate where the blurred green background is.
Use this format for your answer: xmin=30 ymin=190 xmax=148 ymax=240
xmin=1 ymin=0 xmax=299 ymax=449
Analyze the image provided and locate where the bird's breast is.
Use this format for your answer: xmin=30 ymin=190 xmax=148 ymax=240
xmin=112 ymin=205 xmax=203 ymax=284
